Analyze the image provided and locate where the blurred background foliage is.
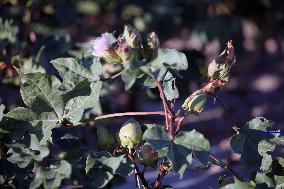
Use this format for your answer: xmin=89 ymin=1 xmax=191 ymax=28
xmin=0 ymin=0 xmax=284 ymax=188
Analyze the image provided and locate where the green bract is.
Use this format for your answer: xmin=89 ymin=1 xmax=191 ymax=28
xmin=118 ymin=118 xmax=142 ymax=150
xmin=182 ymin=90 xmax=207 ymax=115
xmin=123 ymin=25 xmax=142 ymax=49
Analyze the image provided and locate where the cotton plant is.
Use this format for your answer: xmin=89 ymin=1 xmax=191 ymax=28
xmin=0 ymin=25 xmax=283 ymax=189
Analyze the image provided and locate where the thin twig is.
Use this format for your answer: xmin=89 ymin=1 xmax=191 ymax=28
xmin=210 ymin=154 xmax=243 ymax=181
xmin=61 ymin=186 xmax=84 ymax=189
xmin=135 ymin=169 xmax=140 ymax=189
xmin=128 ymin=154 xmax=150 ymax=189
xmin=156 ymin=81 xmax=170 ymax=130
xmin=207 ymin=92 xmax=230 ymax=113
xmin=156 ymin=80 xmax=175 ymax=136
xmin=100 ymin=72 xmax=122 ymax=81
xmin=175 ymin=116 xmax=185 ymax=134
xmin=83 ymin=111 xmax=165 ymax=123
xmin=152 ymin=163 xmax=171 ymax=189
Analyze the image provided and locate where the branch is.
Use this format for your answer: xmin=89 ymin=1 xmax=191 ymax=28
xmin=210 ymin=154 xmax=243 ymax=181
xmin=156 ymin=81 xmax=170 ymax=130
xmin=207 ymin=92 xmax=230 ymax=113
xmin=201 ymin=80 xmax=226 ymax=93
xmin=175 ymin=116 xmax=185 ymax=134
xmin=61 ymin=185 xmax=84 ymax=188
xmin=128 ymin=154 xmax=150 ymax=189
xmin=135 ymin=169 xmax=141 ymax=189
xmin=156 ymin=80 xmax=175 ymax=136
xmin=152 ymin=163 xmax=171 ymax=189
xmin=83 ymin=111 xmax=165 ymax=123
xmin=100 ymin=71 xmax=122 ymax=81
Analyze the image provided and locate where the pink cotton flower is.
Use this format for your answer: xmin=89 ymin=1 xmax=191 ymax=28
xmin=90 ymin=33 xmax=121 ymax=63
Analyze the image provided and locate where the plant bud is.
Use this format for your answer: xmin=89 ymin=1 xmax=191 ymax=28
xmin=123 ymin=25 xmax=142 ymax=49
xmin=138 ymin=143 xmax=158 ymax=167
xmin=182 ymin=90 xmax=207 ymax=115
xmin=97 ymin=125 xmax=115 ymax=151
xmin=147 ymin=32 xmax=160 ymax=49
xmin=90 ymin=32 xmax=122 ymax=64
xmin=145 ymin=32 xmax=160 ymax=60
xmin=118 ymin=118 xmax=142 ymax=150
xmin=207 ymin=40 xmax=236 ymax=81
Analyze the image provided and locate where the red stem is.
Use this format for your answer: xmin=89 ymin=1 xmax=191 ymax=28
xmin=156 ymin=81 xmax=170 ymax=130
xmin=152 ymin=164 xmax=171 ymax=189
xmin=128 ymin=154 xmax=150 ymax=189
xmin=83 ymin=111 xmax=165 ymax=123
xmin=95 ymin=111 xmax=165 ymax=120
xmin=156 ymin=80 xmax=175 ymax=136
xmin=175 ymin=116 xmax=185 ymax=134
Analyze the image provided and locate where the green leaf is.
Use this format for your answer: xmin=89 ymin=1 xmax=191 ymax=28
xmin=162 ymin=72 xmax=179 ymax=101
xmin=20 ymin=73 xmax=64 ymax=118
xmin=230 ymin=118 xmax=275 ymax=167
xmin=0 ymin=18 xmax=18 ymax=43
xmin=121 ymin=59 xmax=141 ymax=90
xmin=143 ymin=75 xmax=157 ymax=88
xmin=7 ymin=134 xmax=49 ymax=168
xmin=147 ymin=48 xmax=188 ymax=80
xmin=29 ymin=134 xmax=49 ymax=161
xmin=51 ymin=58 xmax=100 ymax=89
xmin=30 ymin=160 xmax=71 ymax=189
xmin=115 ymin=157 xmax=134 ymax=178
xmin=18 ymin=55 xmax=45 ymax=74
xmin=209 ymin=61 xmax=231 ymax=82
xmin=275 ymin=176 xmax=284 ymax=187
xmin=96 ymin=125 xmax=115 ymax=151
xmin=7 ymin=143 xmax=32 ymax=168
xmin=247 ymin=117 xmax=274 ymax=131
xmin=90 ymin=58 xmax=103 ymax=76
xmin=275 ymin=157 xmax=284 ymax=167
xmin=267 ymin=157 xmax=284 ymax=179
xmin=64 ymin=81 xmax=102 ymax=123
xmin=85 ymin=152 xmax=125 ymax=188
xmin=0 ymin=104 xmax=4 ymax=122
xmin=1 ymin=107 xmax=58 ymax=144
xmin=255 ymin=172 xmax=274 ymax=187
xmin=167 ymin=142 xmax=192 ymax=177
xmin=0 ymin=104 xmax=9 ymax=134
xmin=220 ymin=177 xmax=255 ymax=189
xmin=270 ymin=134 xmax=284 ymax=146
xmin=258 ymin=140 xmax=276 ymax=171
xmin=143 ymin=125 xmax=210 ymax=177
xmin=174 ymin=130 xmax=210 ymax=165
xmin=142 ymin=124 xmax=172 ymax=150
xmin=63 ymin=80 xmax=92 ymax=102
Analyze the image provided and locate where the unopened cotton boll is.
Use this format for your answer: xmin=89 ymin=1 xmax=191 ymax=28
xmin=118 ymin=118 xmax=142 ymax=150
xmin=182 ymin=90 xmax=207 ymax=115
